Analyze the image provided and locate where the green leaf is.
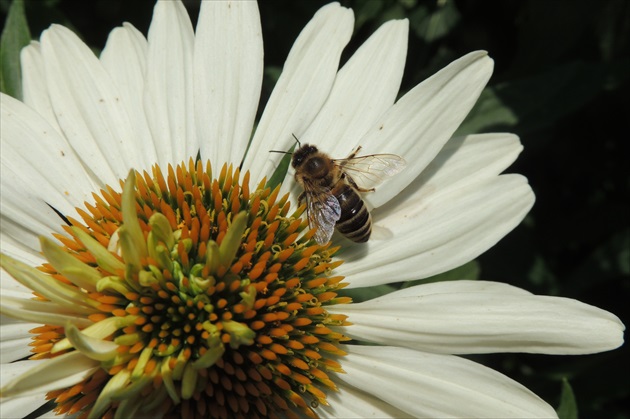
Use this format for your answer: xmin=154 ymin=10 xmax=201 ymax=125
xmin=266 ymin=143 xmax=295 ymax=191
xmin=527 ymin=254 xmax=559 ymax=290
xmin=353 ymin=0 xmax=384 ymax=30
xmin=455 ymin=87 xmax=518 ymax=135
xmin=410 ymin=0 xmax=461 ymax=43
xmin=566 ymin=229 xmax=630 ymax=295
xmin=398 ymin=0 xmax=417 ymax=9
xmin=458 ymin=61 xmax=620 ymax=136
xmin=0 ymin=0 xmax=31 ymax=99
xmin=557 ymin=378 xmax=579 ymax=419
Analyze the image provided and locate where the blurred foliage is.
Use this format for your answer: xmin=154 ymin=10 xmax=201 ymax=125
xmin=0 ymin=0 xmax=29 ymax=98
xmin=558 ymin=378 xmax=579 ymax=419
xmin=1 ymin=0 xmax=628 ymax=417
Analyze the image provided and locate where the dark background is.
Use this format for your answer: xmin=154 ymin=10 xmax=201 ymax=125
xmin=1 ymin=0 xmax=628 ymax=417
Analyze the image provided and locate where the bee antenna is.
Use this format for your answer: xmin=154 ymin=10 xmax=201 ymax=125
xmin=269 ymin=134 xmax=301 ymax=155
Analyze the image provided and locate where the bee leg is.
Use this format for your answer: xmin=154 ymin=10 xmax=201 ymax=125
xmin=298 ymin=191 xmax=306 ymax=206
xmin=345 ymin=145 xmax=362 ymax=160
xmin=345 ymin=172 xmax=375 ymax=193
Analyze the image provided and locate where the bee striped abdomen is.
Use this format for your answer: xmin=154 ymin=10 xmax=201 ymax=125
xmin=334 ymin=184 xmax=372 ymax=243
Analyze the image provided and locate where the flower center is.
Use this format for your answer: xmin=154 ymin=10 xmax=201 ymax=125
xmin=27 ymin=159 xmax=351 ymax=418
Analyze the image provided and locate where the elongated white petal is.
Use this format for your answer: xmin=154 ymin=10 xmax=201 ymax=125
xmin=0 ymin=291 xmax=93 ymax=328
xmin=101 ymin=23 xmax=157 ymax=167
xmin=243 ymin=3 xmax=354 ymax=181
xmin=41 ymin=25 xmax=149 ymax=182
xmin=417 ymin=132 xmax=520 ymax=191
xmin=338 ymin=345 xmax=557 ymax=418
xmin=0 ymin=335 xmax=31 ymax=364
xmin=368 ymin=279 xmax=533 ymax=300
xmin=376 ymin=133 xmax=529 ymax=215
xmin=332 ymin=280 xmax=625 ymax=354
xmin=360 ymin=51 xmax=494 ymax=208
xmin=1 ymin=94 xmax=96 ymax=223
xmin=19 ymin=41 xmax=62 ymax=134
xmin=195 ymin=0 xmax=263 ymax=166
xmin=144 ymin=0 xmax=196 ymax=167
xmin=0 ymin=320 xmax=38 ymax=363
xmin=284 ymin=19 xmax=409 ymax=202
xmin=0 ymin=232 xmax=47 ymax=288
xmin=1 ymin=361 xmax=55 ymax=416
xmin=370 ymin=132 xmax=524 ymax=215
xmin=299 ymin=19 xmax=409 ymax=157
xmin=0 ymin=392 xmax=48 ymax=418
xmin=0 ymin=359 xmax=46 ymax=386
xmin=1 ymin=254 xmax=98 ymax=314
xmin=0 ymin=190 xmax=71 ymax=256
xmin=0 ymin=351 xmax=99 ymax=399
xmin=1 ymin=266 xmax=34 ymax=296
xmin=339 ymin=175 xmax=534 ymax=287
xmin=0 ymin=233 xmax=46 ymax=269
xmin=320 ymin=380 xmax=412 ymax=418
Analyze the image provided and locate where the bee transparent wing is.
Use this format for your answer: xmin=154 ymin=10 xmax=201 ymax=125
xmin=305 ymin=187 xmax=341 ymax=245
xmin=334 ymin=154 xmax=406 ymax=190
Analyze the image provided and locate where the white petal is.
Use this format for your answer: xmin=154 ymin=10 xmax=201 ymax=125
xmin=0 ymin=235 xmax=44 ymax=268
xmin=378 ymin=132 xmax=529 ymax=215
xmin=0 ymin=351 xmax=99 ymax=399
xmin=0 ymin=320 xmax=38 ymax=363
xmin=0 ymin=359 xmax=46 ymax=386
xmin=396 ymin=133 xmax=521 ymax=200
xmin=300 ymin=19 xmax=408 ymax=159
xmin=0 ymin=338 xmax=31 ymax=364
xmin=2 ymin=252 xmax=99 ymax=313
xmin=0 ymin=94 xmax=96 ymax=208
xmin=41 ymin=25 xmax=149 ymax=182
xmin=19 ymin=41 xmax=63 ymax=134
xmin=367 ymin=279 xmax=533 ymax=300
xmin=1 ymin=204 xmax=59 ymax=253
xmin=1 ymin=243 xmax=39 ymax=295
xmin=100 ymin=23 xmax=157 ymax=167
xmin=1 ymin=94 xmax=97 ymax=248
xmin=0 ymin=392 xmax=48 ymax=418
xmin=195 ymin=0 xmax=263 ymax=166
xmin=243 ymin=3 xmax=354 ymax=181
xmin=0 ymin=293 xmax=92 ymax=328
xmin=332 ymin=280 xmax=625 ymax=354
xmin=361 ymin=51 xmax=494 ymax=208
xmin=144 ymin=0 xmax=196 ymax=167
xmin=321 ymin=380 xmax=411 ymax=418
xmin=338 ymin=345 xmax=557 ymax=418
xmin=339 ymin=175 xmax=534 ymax=287
xmin=333 ymin=132 xmax=522 ymax=219
xmin=372 ymin=132 xmax=524 ymax=221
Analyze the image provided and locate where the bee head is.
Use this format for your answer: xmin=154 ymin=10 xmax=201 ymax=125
xmin=291 ymin=144 xmax=318 ymax=168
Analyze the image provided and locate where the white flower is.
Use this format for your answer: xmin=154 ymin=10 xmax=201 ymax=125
xmin=0 ymin=1 xmax=624 ymax=418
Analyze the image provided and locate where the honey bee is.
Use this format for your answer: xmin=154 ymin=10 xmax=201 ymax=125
xmin=292 ymin=143 xmax=406 ymax=245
